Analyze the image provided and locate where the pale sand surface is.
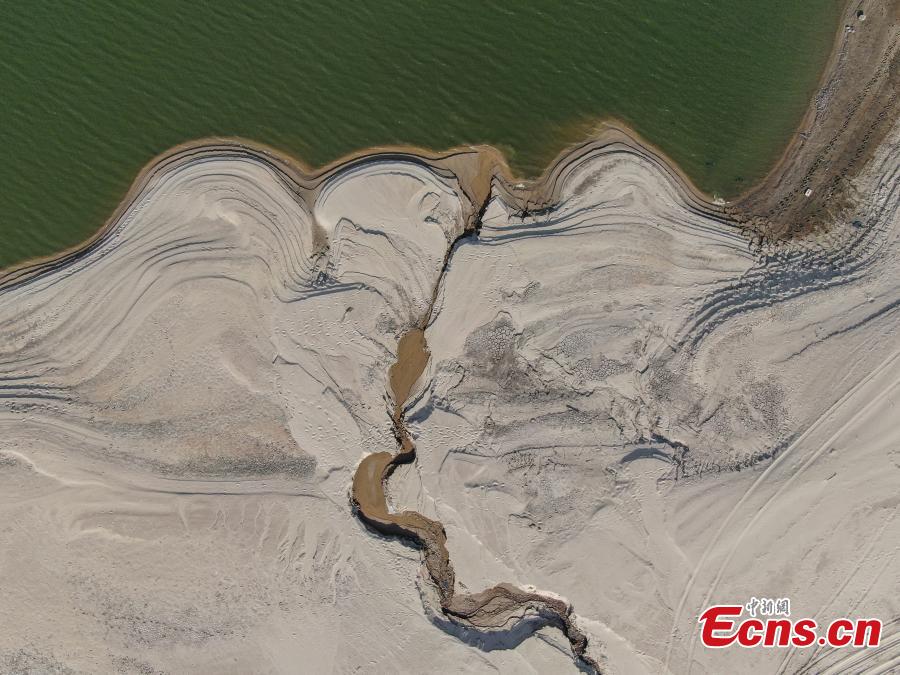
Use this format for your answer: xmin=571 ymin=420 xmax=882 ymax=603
xmin=409 ymin=124 xmax=900 ymax=672
xmin=1 ymin=116 xmax=899 ymax=673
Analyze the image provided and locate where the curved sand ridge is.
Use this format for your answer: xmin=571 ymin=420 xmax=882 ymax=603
xmin=2 ymin=0 xmax=896 ymax=289
xmin=5 ymin=136 xmax=740 ymax=668
xmin=0 ymin=137 xmax=611 ymax=670
xmin=1 ymin=117 xmax=899 ymax=672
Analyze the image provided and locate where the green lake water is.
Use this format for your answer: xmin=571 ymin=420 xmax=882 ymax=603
xmin=1 ymin=0 xmax=842 ymax=269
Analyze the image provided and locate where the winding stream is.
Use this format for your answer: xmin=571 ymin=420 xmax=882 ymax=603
xmin=350 ymin=216 xmax=602 ymax=671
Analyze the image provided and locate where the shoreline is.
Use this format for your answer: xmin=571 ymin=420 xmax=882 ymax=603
xmin=0 ymin=131 xmax=712 ymax=290
xmin=729 ymin=0 xmax=899 ymax=239
xmin=2 ymin=0 xmax=896 ymax=287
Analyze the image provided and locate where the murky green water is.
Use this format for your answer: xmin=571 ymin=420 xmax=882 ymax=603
xmin=1 ymin=0 xmax=842 ymax=269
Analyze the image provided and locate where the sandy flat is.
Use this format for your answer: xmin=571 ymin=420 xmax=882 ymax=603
xmin=409 ymin=124 xmax=900 ymax=672
xmin=1 ymin=110 xmax=899 ymax=675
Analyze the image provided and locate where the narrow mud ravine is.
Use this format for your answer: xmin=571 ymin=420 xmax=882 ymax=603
xmin=350 ymin=199 xmax=603 ymax=672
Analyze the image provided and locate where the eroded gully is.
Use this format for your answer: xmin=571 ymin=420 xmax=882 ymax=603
xmin=349 ymin=166 xmax=602 ymax=673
